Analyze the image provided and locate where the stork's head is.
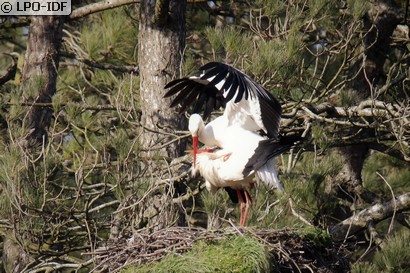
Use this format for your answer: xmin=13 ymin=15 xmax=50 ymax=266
xmin=188 ymin=114 xmax=203 ymax=169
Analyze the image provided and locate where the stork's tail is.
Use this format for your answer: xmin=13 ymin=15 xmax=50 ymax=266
xmin=243 ymin=134 xmax=303 ymax=190
xmin=255 ymin=159 xmax=283 ymax=191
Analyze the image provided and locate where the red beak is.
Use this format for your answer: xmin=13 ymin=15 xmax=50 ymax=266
xmin=192 ymin=136 xmax=198 ymax=168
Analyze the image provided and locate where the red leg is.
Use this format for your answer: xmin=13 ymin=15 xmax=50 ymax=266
xmin=242 ymin=189 xmax=253 ymax=226
xmin=244 ymin=189 xmax=253 ymax=205
xmin=236 ymin=189 xmax=245 ymax=226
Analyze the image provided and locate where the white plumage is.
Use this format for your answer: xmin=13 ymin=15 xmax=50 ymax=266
xmin=189 ymin=119 xmax=282 ymax=190
xmin=165 ymin=62 xmax=295 ymax=226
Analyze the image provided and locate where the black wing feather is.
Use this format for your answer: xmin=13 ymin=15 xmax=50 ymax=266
xmin=234 ymin=82 xmax=244 ymax=103
xmin=164 ymin=62 xmax=282 ymax=135
xmin=221 ymin=72 xmax=234 ymax=92
xmin=243 ymin=140 xmax=289 ymax=177
xmin=164 ymin=78 xmax=184 ymax=90
xmin=169 ymin=82 xmax=197 ymax=108
xmin=224 ymin=84 xmax=237 ymax=102
xmin=201 ymin=65 xmax=223 ymax=80
xmin=242 ymin=134 xmax=303 ymax=177
xmin=179 ymin=89 xmax=200 ymax=113
xmin=199 ymin=61 xmax=220 ymax=71
xmin=193 ymin=89 xmax=209 ymax=113
xmin=201 ymin=85 xmax=219 ymax=119
xmin=258 ymin=91 xmax=282 ymax=139
xmin=204 ymin=94 xmax=217 ymax=119
xmin=215 ymin=93 xmax=225 ymax=109
xmin=164 ymin=79 xmax=192 ymax=98
xmin=235 ymin=72 xmax=249 ymax=103
xmin=208 ymin=69 xmax=227 ymax=87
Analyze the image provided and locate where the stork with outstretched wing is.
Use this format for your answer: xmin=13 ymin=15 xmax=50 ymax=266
xmin=165 ymin=62 xmax=297 ymax=226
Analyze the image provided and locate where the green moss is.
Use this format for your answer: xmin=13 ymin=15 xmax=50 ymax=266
xmin=300 ymin=226 xmax=332 ymax=248
xmin=123 ymin=235 xmax=271 ymax=273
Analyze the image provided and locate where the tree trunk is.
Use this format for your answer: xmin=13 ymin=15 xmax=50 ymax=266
xmin=21 ymin=16 xmax=65 ymax=145
xmin=2 ymin=15 xmax=65 ymax=273
xmin=138 ymin=0 xmax=187 ymax=229
xmin=138 ymin=0 xmax=186 ymax=156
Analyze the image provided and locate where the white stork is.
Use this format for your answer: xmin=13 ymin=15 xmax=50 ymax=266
xmin=190 ymin=126 xmax=287 ymax=226
xmin=164 ymin=62 xmax=296 ymax=226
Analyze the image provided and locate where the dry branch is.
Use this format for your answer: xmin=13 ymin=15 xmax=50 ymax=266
xmin=283 ymin=99 xmax=407 ymax=121
xmin=70 ymin=0 xmax=140 ymax=20
xmin=330 ymin=192 xmax=410 ymax=242
xmin=281 ymin=98 xmax=410 ymax=161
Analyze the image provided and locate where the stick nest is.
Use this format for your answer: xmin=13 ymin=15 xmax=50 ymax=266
xmin=90 ymin=227 xmax=349 ymax=272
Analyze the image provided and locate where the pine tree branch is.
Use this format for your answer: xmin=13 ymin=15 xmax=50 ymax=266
xmin=69 ymin=0 xmax=140 ymax=20
xmin=284 ymin=99 xmax=405 ymax=120
xmin=330 ymin=192 xmax=410 ymax=242
xmin=0 ymin=17 xmax=30 ymax=29
xmin=61 ymin=52 xmax=139 ymax=74
xmin=282 ymin=99 xmax=409 ymax=161
xmin=5 ymin=102 xmax=135 ymax=112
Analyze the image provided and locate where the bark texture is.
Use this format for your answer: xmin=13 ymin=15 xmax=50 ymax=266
xmin=21 ymin=16 xmax=65 ymax=145
xmin=138 ymin=0 xmax=186 ymax=157
xmin=138 ymin=0 xmax=187 ymax=229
